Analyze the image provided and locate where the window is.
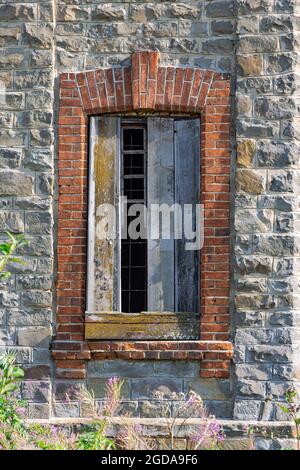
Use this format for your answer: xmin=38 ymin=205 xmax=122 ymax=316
xmin=121 ymin=122 xmax=148 ymax=313
xmin=86 ymin=116 xmax=200 ymax=340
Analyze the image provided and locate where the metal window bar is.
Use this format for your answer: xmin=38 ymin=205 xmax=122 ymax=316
xmin=120 ymin=120 xmax=148 ymax=313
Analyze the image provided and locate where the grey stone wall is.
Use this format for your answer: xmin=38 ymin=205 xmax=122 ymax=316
xmin=0 ymin=0 xmax=299 ymax=422
xmin=233 ymin=0 xmax=300 ymax=421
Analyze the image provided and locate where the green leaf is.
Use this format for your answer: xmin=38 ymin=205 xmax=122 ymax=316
xmin=0 ymin=244 xmax=11 ymax=255
xmin=0 ymin=382 xmax=17 ymax=394
xmin=279 ymin=405 xmax=290 ymax=414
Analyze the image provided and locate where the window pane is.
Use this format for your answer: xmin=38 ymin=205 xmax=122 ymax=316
xmin=121 ymin=123 xmax=147 ymax=313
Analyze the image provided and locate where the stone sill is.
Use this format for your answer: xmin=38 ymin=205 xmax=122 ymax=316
xmin=26 ymin=417 xmax=296 ymax=439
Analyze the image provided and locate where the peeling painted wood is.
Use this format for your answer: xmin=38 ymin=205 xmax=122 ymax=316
xmin=93 ymin=116 xmax=120 ymax=312
xmin=85 ymin=312 xmax=200 ymax=340
xmin=147 ymin=118 xmax=175 ymax=312
xmin=175 ymin=119 xmax=200 ymax=314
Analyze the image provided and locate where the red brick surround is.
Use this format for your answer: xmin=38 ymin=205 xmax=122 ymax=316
xmin=53 ymin=51 xmax=233 ymax=379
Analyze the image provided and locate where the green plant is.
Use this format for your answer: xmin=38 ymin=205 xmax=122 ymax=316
xmin=278 ymin=387 xmax=300 ymax=451
xmin=0 ymin=352 xmax=25 ymax=429
xmin=0 ymin=352 xmax=26 ymax=450
xmin=76 ymin=377 xmax=123 ymax=450
xmin=0 ymin=232 xmax=28 ymax=280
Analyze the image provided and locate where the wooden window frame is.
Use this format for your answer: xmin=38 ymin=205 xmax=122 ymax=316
xmin=53 ymin=51 xmax=233 ymax=379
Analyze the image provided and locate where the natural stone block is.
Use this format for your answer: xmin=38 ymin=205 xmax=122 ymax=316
xmin=91 ymin=5 xmax=126 ymax=21
xmin=206 ymin=1 xmax=234 ymax=17
xmin=235 ymin=209 xmax=272 ymax=233
xmin=165 ymin=3 xmax=201 ymax=19
xmin=21 ymin=290 xmax=52 ymax=308
xmin=0 ymin=328 xmax=15 ymax=346
xmin=0 ymin=211 xmax=24 ymax=233
xmin=0 ymin=130 xmax=26 ymax=147
xmin=14 ymin=197 xmax=50 ymax=211
xmin=19 ymin=236 xmax=52 ymax=257
xmin=31 ymin=50 xmax=53 ymax=67
xmin=273 ymin=364 xmax=294 ymax=380
xmin=6 ymin=308 xmax=51 ymax=326
xmin=16 ymin=111 xmax=52 ymax=129
xmin=202 ymin=38 xmax=234 ymax=54
xmin=144 ymin=22 xmax=178 ymax=38
xmin=246 ymin=345 xmax=293 ymax=363
xmin=268 ymin=170 xmax=299 ymax=192
xmin=88 ymin=360 xmax=155 ymax=378
xmin=237 ymin=55 xmax=263 ymax=76
xmin=0 ymin=25 xmax=21 ymax=47
xmin=211 ymin=20 xmax=234 ymax=35
xmin=0 ymin=111 xmax=13 ymax=128
xmin=0 ymin=171 xmax=34 ymax=196
xmin=22 ymin=23 xmax=53 ymax=49
xmin=131 ymin=378 xmax=183 ymax=399
xmin=0 ymin=148 xmax=23 ymax=169
xmin=88 ymin=378 xmax=130 ymax=399
xmin=22 ymin=381 xmax=50 ymax=403
xmin=38 ymin=173 xmax=54 ymax=195
xmin=237 ymin=0 xmax=272 ymax=15
xmin=233 ymin=399 xmax=261 ymax=420
xmin=275 ymin=0 xmax=296 ymax=13
xmin=258 ymin=195 xmax=298 ymax=212
xmin=275 ymin=213 xmax=294 ymax=233
xmin=235 ymin=234 xmax=252 ymax=254
xmin=0 ymin=49 xmax=28 ymax=69
xmin=236 ymin=169 xmax=265 ymax=194
xmin=17 ymin=327 xmax=51 ymax=347
xmin=23 ymin=149 xmax=52 ymax=171
xmin=0 ymin=346 xmax=31 ymax=363
xmin=237 ymin=77 xmax=272 ymax=94
xmin=30 ymin=129 xmax=53 ymax=147
xmin=53 ymin=403 xmax=80 ymax=418
xmin=255 ymin=97 xmax=299 ymax=120
xmin=237 ymin=16 xmax=259 ymax=34
xmin=25 ymin=212 xmax=52 ymax=235
xmin=253 ymin=234 xmax=299 ymax=256
xmin=153 ymin=362 xmax=200 ymax=377
xmin=266 ymin=53 xmax=296 ymax=74
xmin=235 ymin=364 xmax=272 ymax=381
xmin=0 ymin=292 xmax=18 ymax=308
xmin=236 ymin=310 xmax=264 ymax=327
xmin=236 ymin=278 xmax=267 ymax=293
xmin=260 ymin=16 xmax=293 ymax=33
xmin=236 ymin=118 xmax=279 ymax=138
xmin=57 ymin=6 xmax=90 ymax=21
xmin=15 ymin=70 xmax=52 ymax=90
xmin=267 ymin=311 xmax=296 ymax=327
xmin=0 ymin=4 xmax=37 ymax=21
xmin=16 ymin=275 xmax=52 ymax=291
xmin=257 ymin=141 xmax=299 ymax=168
xmin=0 ymin=92 xmax=25 ymax=110
xmin=184 ymin=378 xmax=231 ymax=400
xmin=237 ymin=380 xmax=266 ymax=399
xmin=6 ymin=257 xmax=37 ymax=274
xmin=178 ymin=21 xmax=208 ymax=38
xmin=238 ymin=35 xmax=278 ymax=53
xmin=274 ymin=74 xmax=297 ymax=95
xmin=129 ymin=4 xmax=161 ymax=21
xmin=235 ymin=295 xmax=276 ymax=309
xmin=28 ymin=403 xmax=50 ymax=419
xmin=24 ymin=366 xmax=51 ymax=380
xmin=54 ymin=382 xmax=82 ymax=401
xmin=235 ymin=255 xmax=273 ymax=275
xmin=236 ymin=95 xmax=252 ymax=116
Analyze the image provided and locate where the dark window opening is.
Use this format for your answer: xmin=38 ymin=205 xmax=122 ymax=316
xmin=121 ymin=124 xmax=148 ymax=313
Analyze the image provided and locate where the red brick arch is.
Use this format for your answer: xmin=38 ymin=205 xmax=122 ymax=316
xmin=53 ymin=51 xmax=233 ymax=379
